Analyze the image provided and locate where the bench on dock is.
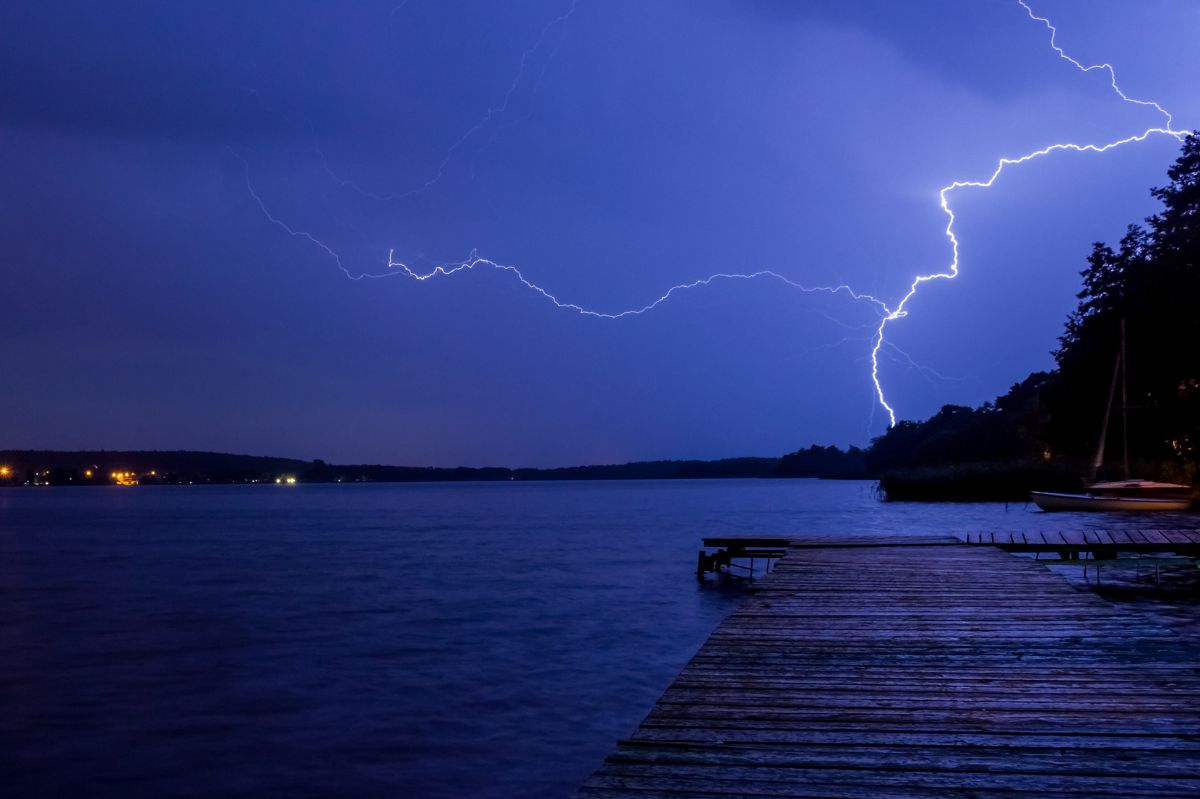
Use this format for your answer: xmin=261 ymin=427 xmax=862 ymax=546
xmin=696 ymin=537 xmax=789 ymax=579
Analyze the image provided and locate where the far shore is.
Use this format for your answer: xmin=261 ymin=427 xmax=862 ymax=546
xmin=0 ymin=448 xmax=869 ymax=488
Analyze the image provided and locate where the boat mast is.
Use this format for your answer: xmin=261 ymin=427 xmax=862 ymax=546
xmin=1090 ymin=336 xmax=1122 ymax=483
xmin=1120 ymin=318 xmax=1130 ymax=480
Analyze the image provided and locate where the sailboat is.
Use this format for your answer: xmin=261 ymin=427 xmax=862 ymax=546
xmin=1030 ymin=489 xmax=1191 ymax=512
xmin=1031 ymin=321 xmax=1193 ymax=512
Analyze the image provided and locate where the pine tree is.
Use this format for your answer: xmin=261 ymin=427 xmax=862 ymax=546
xmin=1049 ymin=133 xmax=1200 ymax=472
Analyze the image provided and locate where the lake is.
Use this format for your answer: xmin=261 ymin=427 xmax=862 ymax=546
xmin=3 ymin=479 xmax=1198 ymax=797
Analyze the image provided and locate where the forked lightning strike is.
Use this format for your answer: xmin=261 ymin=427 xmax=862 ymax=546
xmin=867 ymin=0 xmax=1188 ymax=426
xmin=250 ymin=0 xmax=1191 ymax=432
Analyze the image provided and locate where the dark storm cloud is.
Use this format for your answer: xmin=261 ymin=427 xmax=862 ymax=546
xmin=4 ymin=4 xmax=250 ymax=139
xmin=0 ymin=0 xmax=1195 ymax=464
xmin=0 ymin=1 xmax=396 ymax=141
xmin=0 ymin=1 xmax=576 ymax=146
xmin=741 ymin=0 xmax=1055 ymax=101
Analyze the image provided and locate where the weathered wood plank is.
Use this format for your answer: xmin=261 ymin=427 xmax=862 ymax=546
xmin=626 ymin=727 xmax=1200 ymax=751
xmin=603 ymin=744 xmax=1200 ymax=777
xmin=1142 ymin=529 xmax=1170 ymax=545
xmin=583 ymin=766 xmax=1200 ymax=797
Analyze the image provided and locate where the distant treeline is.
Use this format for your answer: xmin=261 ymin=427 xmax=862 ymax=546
xmin=871 ymin=134 xmax=1200 ymax=500
xmin=0 ymin=445 xmax=869 ymax=487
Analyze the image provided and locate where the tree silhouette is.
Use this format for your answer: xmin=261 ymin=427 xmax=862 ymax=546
xmin=1050 ymin=133 xmax=1200 ymax=469
xmin=870 ymin=133 xmax=1200 ymax=492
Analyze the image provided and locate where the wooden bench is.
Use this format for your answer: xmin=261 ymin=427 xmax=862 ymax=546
xmin=697 ymin=537 xmax=790 ymax=579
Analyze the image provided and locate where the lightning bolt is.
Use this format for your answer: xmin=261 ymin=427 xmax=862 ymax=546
xmin=384 ymin=249 xmax=888 ymax=319
xmin=1018 ymin=0 xmax=1174 ymax=129
xmin=248 ymin=0 xmax=1191 ymax=436
xmin=240 ymin=148 xmax=889 ymax=326
xmin=866 ymin=0 xmax=1189 ymax=427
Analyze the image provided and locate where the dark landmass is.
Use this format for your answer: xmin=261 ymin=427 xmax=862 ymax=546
xmin=0 ymin=445 xmax=869 ymax=486
xmin=875 ymin=460 xmax=1084 ymax=503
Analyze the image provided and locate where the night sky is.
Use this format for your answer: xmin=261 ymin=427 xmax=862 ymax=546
xmin=2 ymin=0 xmax=1197 ymax=466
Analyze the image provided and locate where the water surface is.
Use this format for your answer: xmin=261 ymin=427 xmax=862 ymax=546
xmin=2 ymin=480 xmax=1196 ymax=797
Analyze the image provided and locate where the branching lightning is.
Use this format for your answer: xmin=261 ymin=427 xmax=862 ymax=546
xmin=865 ymin=0 xmax=1189 ymax=427
xmin=383 ymin=250 xmax=888 ymax=319
xmin=1019 ymin=0 xmax=1175 ymax=130
xmin=248 ymin=0 xmax=1191 ymax=434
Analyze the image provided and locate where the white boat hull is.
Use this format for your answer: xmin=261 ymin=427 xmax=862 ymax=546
xmin=1031 ymin=491 xmax=1192 ymax=512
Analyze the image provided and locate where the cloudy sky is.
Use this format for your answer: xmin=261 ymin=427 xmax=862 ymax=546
xmin=2 ymin=0 xmax=1197 ymax=465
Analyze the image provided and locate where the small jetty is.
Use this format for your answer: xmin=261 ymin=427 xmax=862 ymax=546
xmin=579 ymin=534 xmax=1200 ymax=798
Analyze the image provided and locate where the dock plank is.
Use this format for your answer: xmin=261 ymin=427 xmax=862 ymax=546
xmin=579 ymin=536 xmax=1200 ymax=798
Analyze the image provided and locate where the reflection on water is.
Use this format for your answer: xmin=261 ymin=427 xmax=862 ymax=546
xmin=1 ymin=480 xmax=1197 ymax=798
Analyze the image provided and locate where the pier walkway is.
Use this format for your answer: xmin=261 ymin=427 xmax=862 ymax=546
xmin=579 ymin=535 xmax=1200 ymax=798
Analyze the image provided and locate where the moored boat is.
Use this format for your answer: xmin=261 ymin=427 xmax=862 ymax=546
xmin=1030 ymin=321 xmax=1194 ymax=512
xmin=1030 ymin=490 xmax=1192 ymax=513
xmin=1086 ymin=479 xmax=1193 ymax=499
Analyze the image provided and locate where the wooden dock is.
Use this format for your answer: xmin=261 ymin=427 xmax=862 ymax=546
xmin=579 ymin=535 xmax=1200 ymax=798
xmin=963 ymin=528 xmax=1200 ymax=554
